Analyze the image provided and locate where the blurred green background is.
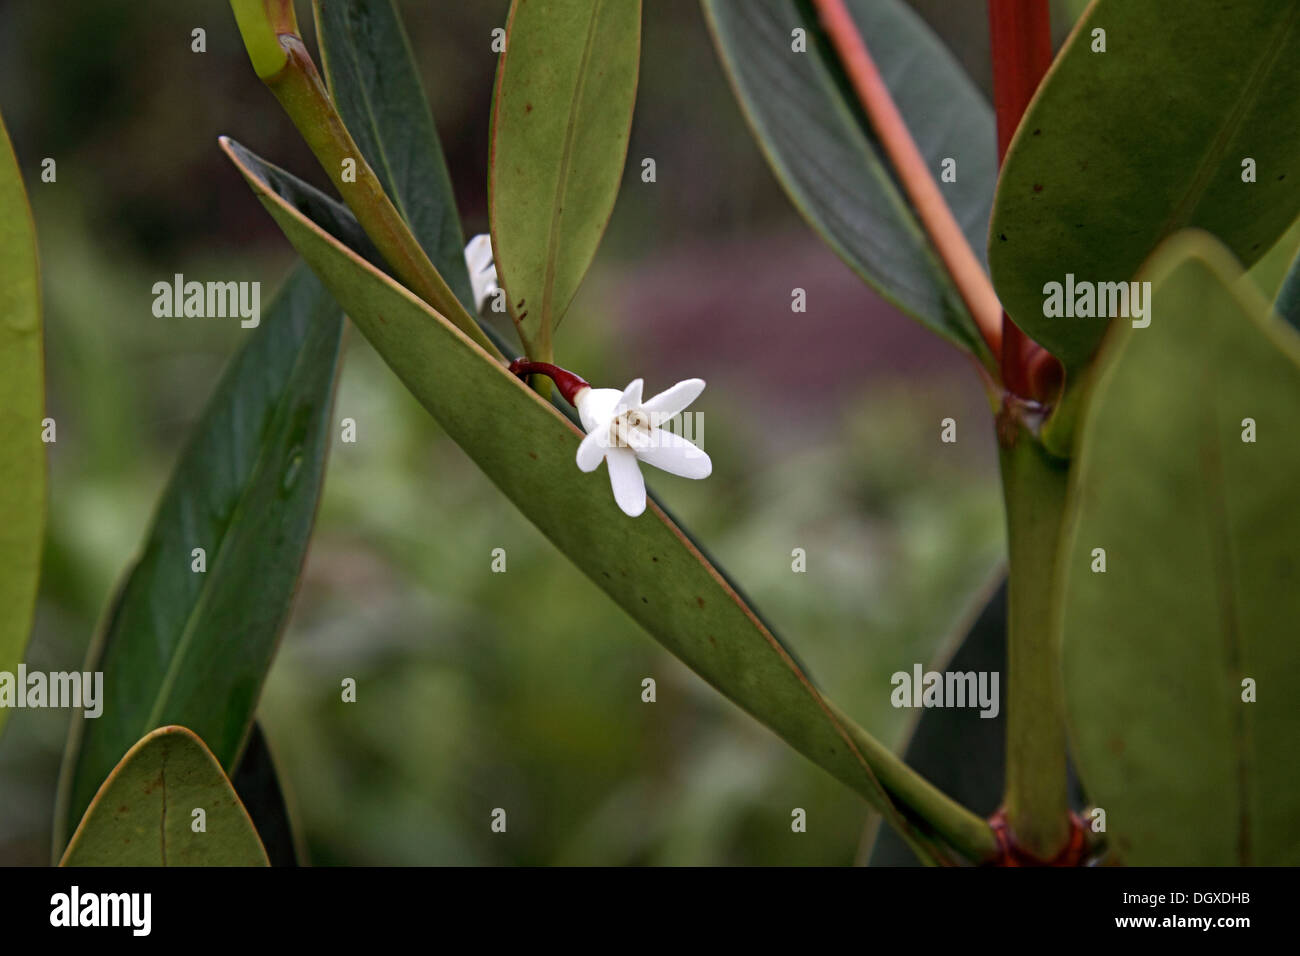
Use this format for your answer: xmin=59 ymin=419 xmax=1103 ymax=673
xmin=0 ymin=0 xmax=1023 ymax=865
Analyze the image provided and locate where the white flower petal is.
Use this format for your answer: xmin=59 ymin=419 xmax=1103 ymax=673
xmin=464 ymin=234 xmax=494 ymax=273
xmin=605 ymin=447 xmax=646 ymax=516
xmin=616 ymin=378 xmax=644 ymax=413
xmin=635 ymin=431 xmax=712 ymax=479
xmin=575 ymin=430 xmax=606 ymax=472
xmin=642 ymin=378 xmax=705 ymax=419
xmin=576 ymin=388 xmax=624 ymax=433
xmin=463 ymin=235 xmax=499 ymax=311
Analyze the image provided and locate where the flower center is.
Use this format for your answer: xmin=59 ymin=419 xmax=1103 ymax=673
xmin=609 ymin=408 xmax=652 ymax=448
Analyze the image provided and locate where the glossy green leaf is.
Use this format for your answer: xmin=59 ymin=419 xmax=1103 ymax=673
xmin=1059 ymin=232 xmax=1300 ymax=865
xmin=703 ymin=0 xmax=997 ymax=364
xmin=869 ymin=576 xmax=1088 ymax=864
xmin=489 ymin=0 xmax=641 ymax=356
xmin=1273 ymin=244 xmax=1300 ymax=333
xmin=61 ymin=725 xmax=269 ymax=866
xmin=314 ymin=0 xmax=476 ymax=314
xmin=870 ymin=578 xmax=1007 ymax=866
xmin=230 ymin=722 xmax=300 ymax=866
xmin=56 ymin=265 xmax=344 ymax=849
xmin=0 ymin=113 xmax=46 ymax=741
xmin=219 ymin=137 xmax=992 ymax=859
xmin=1245 ymin=216 xmax=1300 ymax=305
xmin=990 ymin=0 xmax=1300 ymax=370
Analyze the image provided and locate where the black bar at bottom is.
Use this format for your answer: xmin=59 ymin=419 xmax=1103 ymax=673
xmin=0 ymin=865 xmax=1278 ymax=942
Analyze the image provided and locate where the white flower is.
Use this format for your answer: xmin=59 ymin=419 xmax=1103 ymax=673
xmin=464 ymin=234 xmax=499 ymax=313
xmin=574 ymin=378 xmax=711 ymax=517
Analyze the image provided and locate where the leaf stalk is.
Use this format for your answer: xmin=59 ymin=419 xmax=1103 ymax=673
xmin=809 ymin=0 xmax=1004 ymax=364
xmin=230 ymin=3 xmax=500 ymax=358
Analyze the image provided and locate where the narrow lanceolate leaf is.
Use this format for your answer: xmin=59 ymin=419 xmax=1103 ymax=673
xmin=0 ymin=113 xmax=45 ymax=741
xmin=989 ymin=0 xmax=1300 ymax=371
xmin=1273 ymin=246 xmax=1300 ymax=333
xmin=56 ymin=265 xmax=344 ymax=849
xmin=1060 ymin=232 xmax=1300 ymax=865
xmin=222 ymin=137 xmax=1001 ymax=862
xmin=314 ymin=0 xmax=477 ymax=313
xmin=870 ymin=578 xmax=1007 ymax=866
xmin=489 ymin=0 xmax=641 ymax=357
xmin=230 ymin=722 xmax=300 ymax=866
xmin=61 ymin=726 xmax=269 ymax=866
xmin=703 ymin=0 xmax=997 ymax=365
xmin=868 ymin=577 xmax=1088 ymax=865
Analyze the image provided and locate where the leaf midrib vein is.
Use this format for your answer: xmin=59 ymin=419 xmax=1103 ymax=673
xmin=1157 ymin=6 xmax=1300 ymax=240
xmin=337 ymin=21 xmax=414 ymax=236
xmin=142 ymin=330 xmax=318 ymax=740
xmin=540 ymin=0 xmax=606 ymax=334
xmin=1201 ymin=393 xmax=1252 ymax=865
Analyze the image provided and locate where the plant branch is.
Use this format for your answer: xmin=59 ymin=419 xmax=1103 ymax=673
xmin=986 ymin=2 xmax=1074 ymax=862
xmin=229 ymin=3 xmax=501 ymax=359
xmin=810 ymin=0 xmax=1003 ymax=363
xmin=988 ymin=0 xmax=1058 ymax=401
xmin=997 ymin=412 xmax=1073 ymax=860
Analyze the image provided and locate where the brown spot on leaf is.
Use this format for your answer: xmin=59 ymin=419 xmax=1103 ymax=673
xmin=1033 ymin=184 xmax=1044 ymax=193
xmin=527 ymin=451 xmax=538 ymax=460
xmin=695 ymin=596 xmax=705 ymax=608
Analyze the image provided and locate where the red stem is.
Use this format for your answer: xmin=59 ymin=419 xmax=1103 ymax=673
xmin=988 ymin=0 xmax=1056 ymax=401
xmin=811 ymin=0 xmax=1003 ymax=363
xmin=507 ymin=359 xmax=590 ymax=406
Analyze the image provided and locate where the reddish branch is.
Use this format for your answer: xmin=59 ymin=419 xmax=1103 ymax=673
xmin=810 ymin=0 xmax=1003 ymax=362
xmin=507 ymin=359 xmax=590 ymax=405
xmin=988 ymin=0 xmax=1061 ymax=401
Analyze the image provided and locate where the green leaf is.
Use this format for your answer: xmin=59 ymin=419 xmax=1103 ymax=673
xmin=221 ymin=137 xmax=1006 ymax=862
xmin=1245 ymin=215 xmax=1300 ymax=305
xmin=230 ymin=0 xmax=299 ymax=80
xmin=1059 ymin=232 xmax=1300 ymax=865
xmin=230 ymin=722 xmax=300 ymax=866
xmin=703 ymin=0 xmax=997 ymax=364
xmin=56 ymin=265 xmax=344 ymax=849
xmin=314 ymin=0 xmax=476 ymax=314
xmin=489 ymin=0 xmax=641 ymax=357
xmin=870 ymin=578 xmax=1008 ymax=865
xmin=1273 ymin=243 xmax=1300 ymax=333
xmin=0 ymin=114 xmax=45 ymax=742
xmin=869 ymin=575 xmax=1089 ymax=864
xmin=989 ymin=0 xmax=1300 ymax=371
xmin=60 ymin=725 xmax=270 ymax=866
